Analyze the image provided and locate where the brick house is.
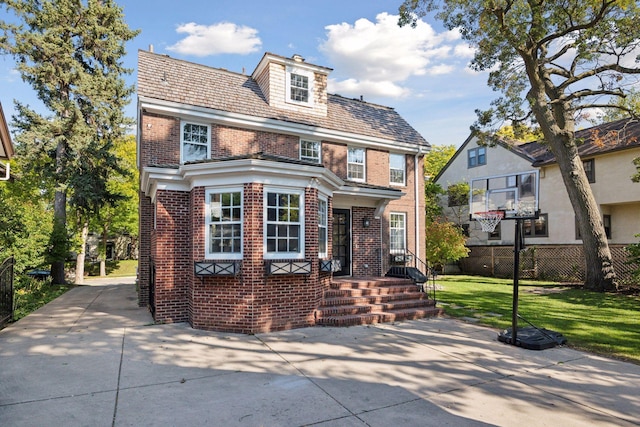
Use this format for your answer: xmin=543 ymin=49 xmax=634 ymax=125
xmin=137 ymin=50 xmax=431 ymax=333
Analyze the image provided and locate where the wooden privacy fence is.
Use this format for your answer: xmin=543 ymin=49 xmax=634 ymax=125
xmin=460 ymin=245 xmax=637 ymax=285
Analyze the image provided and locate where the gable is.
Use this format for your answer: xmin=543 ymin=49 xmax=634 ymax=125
xmin=0 ymin=102 xmax=14 ymax=160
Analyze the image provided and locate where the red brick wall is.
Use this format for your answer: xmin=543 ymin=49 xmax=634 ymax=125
xmin=152 ymin=190 xmax=190 ymax=323
xmin=140 ymin=113 xmax=180 ymax=165
xmin=137 ymin=193 xmax=154 ymax=307
xmin=185 ymin=183 xmax=330 ymax=333
xmin=211 ymin=125 xmax=299 ymax=158
xmin=351 ymin=207 xmax=382 ymax=276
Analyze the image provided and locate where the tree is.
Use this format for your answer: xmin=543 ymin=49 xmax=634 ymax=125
xmin=424 ymin=145 xmax=456 ymax=221
xmin=400 ymin=0 xmax=640 ymax=291
xmin=424 ymin=217 xmax=469 ymax=273
xmin=1 ymin=0 xmax=139 ymax=283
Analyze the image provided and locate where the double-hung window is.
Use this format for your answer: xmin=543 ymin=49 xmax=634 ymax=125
xmin=318 ymin=197 xmax=328 ymax=258
xmin=206 ymin=189 xmax=243 ymax=259
xmin=286 ymin=67 xmax=313 ymax=106
xmin=265 ymin=189 xmax=304 ymax=259
xmin=347 ymin=147 xmax=365 ymax=181
xmin=181 ymin=121 xmax=210 ymax=163
xmin=583 ymin=159 xmax=595 ymax=183
xmin=468 ymin=147 xmax=486 ymax=168
xmin=300 ymin=140 xmax=321 ymax=163
xmin=390 ymin=213 xmax=406 ymax=254
xmin=389 ymin=153 xmax=406 ymax=185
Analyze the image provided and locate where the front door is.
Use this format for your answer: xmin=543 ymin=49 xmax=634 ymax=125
xmin=332 ymin=209 xmax=351 ymax=276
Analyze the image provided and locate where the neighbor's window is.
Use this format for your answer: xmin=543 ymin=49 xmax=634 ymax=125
xmin=524 ymin=214 xmax=548 ymax=237
xmin=575 ymin=214 xmax=611 ymax=240
xmin=468 ymin=146 xmax=486 ymax=168
xmin=181 ymin=122 xmax=210 ymax=163
xmin=347 ymin=147 xmax=365 ymax=181
xmin=583 ymin=159 xmax=595 ymax=183
xmin=389 ymin=153 xmax=406 ymax=185
xmin=206 ymin=189 xmax=243 ymax=259
xmin=390 ymin=213 xmax=406 ymax=253
xmin=318 ymin=197 xmax=328 ymax=258
xmin=265 ymin=189 xmax=304 ymax=258
xmin=488 ymin=222 xmax=501 ymax=240
xmin=300 ymin=140 xmax=321 ymax=163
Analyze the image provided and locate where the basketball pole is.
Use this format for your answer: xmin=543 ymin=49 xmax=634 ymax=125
xmin=511 ymin=218 xmax=523 ymax=345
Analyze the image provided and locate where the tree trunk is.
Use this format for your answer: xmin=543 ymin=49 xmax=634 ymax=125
xmin=99 ymin=225 xmax=108 ymax=277
xmin=50 ymin=192 xmax=67 ymax=284
xmin=75 ymin=220 xmax=89 ymax=284
xmin=50 ymin=140 xmax=67 ymax=285
xmin=530 ymin=102 xmax=617 ymax=291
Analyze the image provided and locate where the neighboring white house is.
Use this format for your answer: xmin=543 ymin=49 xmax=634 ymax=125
xmin=435 ymin=119 xmax=640 ymax=283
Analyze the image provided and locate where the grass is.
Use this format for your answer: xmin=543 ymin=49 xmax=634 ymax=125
xmin=434 ymin=275 xmax=640 ymax=363
xmin=84 ymin=259 xmax=138 ymax=277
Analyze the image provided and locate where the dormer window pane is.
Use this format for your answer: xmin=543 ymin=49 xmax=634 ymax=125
xmin=290 ymin=73 xmax=309 ymax=102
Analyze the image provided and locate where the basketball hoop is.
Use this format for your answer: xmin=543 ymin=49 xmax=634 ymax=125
xmin=474 ymin=211 xmax=504 ymax=233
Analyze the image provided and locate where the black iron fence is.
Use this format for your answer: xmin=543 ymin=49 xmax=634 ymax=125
xmin=1 ymin=257 xmax=15 ymax=327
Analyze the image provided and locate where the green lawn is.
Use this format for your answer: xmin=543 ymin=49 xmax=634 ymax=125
xmin=84 ymin=259 xmax=138 ymax=277
xmin=434 ymin=275 xmax=640 ymax=363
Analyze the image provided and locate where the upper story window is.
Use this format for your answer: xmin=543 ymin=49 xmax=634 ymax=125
xmin=390 ymin=212 xmax=406 ymax=254
xmin=318 ymin=197 xmax=328 ymax=258
xmin=389 ymin=153 xmax=406 ymax=185
xmin=181 ymin=121 xmax=210 ymax=163
xmin=347 ymin=147 xmax=365 ymax=181
xmin=206 ymin=189 xmax=243 ymax=259
xmin=583 ymin=159 xmax=595 ymax=183
xmin=265 ymin=189 xmax=304 ymax=259
xmin=468 ymin=146 xmax=486 ymax=168
xmin=286 ymin=66 xmax=314 ymax=107
xmin=300 ymin=140 xmax=321 ymax=163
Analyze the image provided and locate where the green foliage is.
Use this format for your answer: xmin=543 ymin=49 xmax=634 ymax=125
xmin=436 ymin=275 xmax=640 ymax=363
xmin=1 ymin=0 xmax=139 ymax=281
xmin=0 ymin=162 xmax=52 ymax=274
xmin=424 ymin=217 xmax=469 ymax=269
xmin=626 ymin=235 xmax=640 ymax=283
xmin=13 ymin=276 xmax=72 ymax=321
xmin=424 ymin=145 xmax=456 ymax=221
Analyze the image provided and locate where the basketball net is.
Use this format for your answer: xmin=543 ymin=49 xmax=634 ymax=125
xmin=475 ymin=211 xmax=504 ymax=233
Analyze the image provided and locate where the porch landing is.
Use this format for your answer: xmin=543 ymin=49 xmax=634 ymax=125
xmin=316 ymin=277 xmax=442 ymax=327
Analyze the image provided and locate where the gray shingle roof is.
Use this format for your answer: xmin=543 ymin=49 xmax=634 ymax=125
xmin=137 ymin=50 xmax=429 ymax=147
xmin=516 ymin=118 xmax=640 ymax=166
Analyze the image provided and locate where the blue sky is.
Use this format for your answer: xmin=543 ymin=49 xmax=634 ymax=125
xmin=0 ymin=0 xmax=499 ymax=147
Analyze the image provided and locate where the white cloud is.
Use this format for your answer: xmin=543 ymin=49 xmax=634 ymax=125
xmin=167 ymin=22 xmax=262 ymax=56
xmin=320 ymin=12 xmax=470 ymax=99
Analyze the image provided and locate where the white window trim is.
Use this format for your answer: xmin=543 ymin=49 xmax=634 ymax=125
xmin=286 ymin=66 xmax=314 ymax=107
xmin=300 ymin=139 xmax=321 ymax=164
xmin=264 ymin=187 xmax=305 ymax=260
xmin=347 ymin=147 xmax=366 ymax=182
xmin=180 ymin=121 xmax=211 ymax=164
xmin=318 ymin=196 xmax=328 ymax=259
xmin=389 ymin=153 xmax=406 ymax=186
xmin=389 ymin=212 xmax=407 ymax=254
xmin=205 ymin=187 xmax=243 ymax=260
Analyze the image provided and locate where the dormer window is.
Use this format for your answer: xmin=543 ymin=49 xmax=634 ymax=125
xmin=286 ymin=66 xmax=314 ymax=107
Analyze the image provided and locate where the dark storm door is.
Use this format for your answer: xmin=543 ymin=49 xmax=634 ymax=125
xmin=332 ymin=209 xmax=351 ymax=276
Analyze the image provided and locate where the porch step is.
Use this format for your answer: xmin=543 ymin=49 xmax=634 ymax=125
xmin=316 ymin=277 xmax=442 ymax=327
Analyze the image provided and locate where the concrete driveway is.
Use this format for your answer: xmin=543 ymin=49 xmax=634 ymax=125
xmin=1 ymin=277 xmax=639 ymax=426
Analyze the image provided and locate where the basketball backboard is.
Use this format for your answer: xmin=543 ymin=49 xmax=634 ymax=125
xmin=469 ymin=171 xmax=540 ymax=220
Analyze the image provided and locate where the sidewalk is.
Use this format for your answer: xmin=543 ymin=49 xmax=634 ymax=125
xmin=1 ymin=277 xmax=639 ymax=426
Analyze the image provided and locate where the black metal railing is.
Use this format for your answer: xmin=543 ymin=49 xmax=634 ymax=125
xmin=390 ymin=249 xmax=437 ymax=303
xmin=0 ymin=257 xmax=15 ymax=327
